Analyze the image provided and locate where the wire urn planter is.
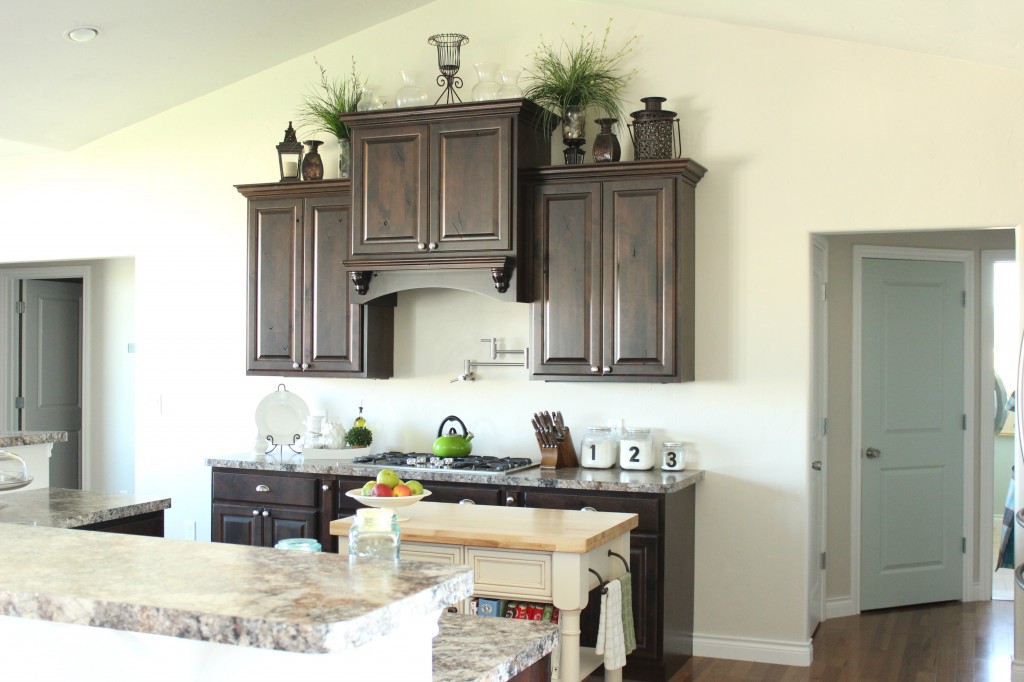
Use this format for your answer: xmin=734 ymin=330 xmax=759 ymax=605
xmin=428 ymin=33 xmax=469 ymax=104
xmin=627 ymin=97 xmax=682 ymax=160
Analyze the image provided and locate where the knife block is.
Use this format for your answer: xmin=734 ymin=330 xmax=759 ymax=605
xmin=539 ymin=427 xmax=579 ymax=469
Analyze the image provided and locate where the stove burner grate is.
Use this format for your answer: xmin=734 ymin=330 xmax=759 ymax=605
xmin=352 ymin=452 xmax=537 ymax=474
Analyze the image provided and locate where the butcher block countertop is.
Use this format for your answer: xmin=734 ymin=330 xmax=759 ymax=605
xmin=331 ymin=501 xmax=638 ymax=553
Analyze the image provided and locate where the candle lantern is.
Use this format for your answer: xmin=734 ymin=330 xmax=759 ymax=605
xmin=627 ymin=97 xmax=682 ymax=161
xmin=276 ymin=122 xmax=303 ymax=182
xmin=428 ymin=33 xmax=469 ymax=104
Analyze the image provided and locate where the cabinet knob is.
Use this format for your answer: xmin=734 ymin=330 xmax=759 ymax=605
xmin=602 ymin=366 xmax=612 ymax=374
xmin=300 ymin=362 xmax=309 ymax=370
xmin=292 ymin=362 xmax=300 ymax=369
xmin=256 ymin=484 xmax=270 ymax=493
xmin=428 ymin=242 xmax=438 ymax=251
xmin=261 ymin=510 xmax=269 ymax=518
xmin=506 ymin=495 xmax=516 ymax=506
xmin=251 ymin=509 xmax=260 ymax=516
xmin=581 ymin=506 xmax=597 ymax=512
xmin=322 ymin=484 xmax=330 ymax=491
xmin=417 ymin=243 xmax=427 ymax=251
xmin=458 ymin=499 xmax=476 ymax=505
xmin=590 ymin=366 xmax=600 ymax=373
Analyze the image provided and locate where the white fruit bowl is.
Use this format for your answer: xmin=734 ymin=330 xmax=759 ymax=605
xmin=345 ymin=489 xmax=432 ymax=508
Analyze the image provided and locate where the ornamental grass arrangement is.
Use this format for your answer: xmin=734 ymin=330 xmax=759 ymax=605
xmin=522 ymin=20 xmax=639 ymax=136
xmin=299 ymin=57 xmax=364 ymax=140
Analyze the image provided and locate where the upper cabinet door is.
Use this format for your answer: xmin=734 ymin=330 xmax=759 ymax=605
xmin=247 ymin=197 xmax=303 ymax=373
xmin=431 ymin=115 xmax=513 ymax=252
xmin=602 ymin=178 xmax=676 ymax=378
xmin=304 ymin=195 xmax=363 ymax=373
xmin=531 ymin=181 xmax=603 ymax=376
xmin=350 ymin=123 xmax=429 ymax=255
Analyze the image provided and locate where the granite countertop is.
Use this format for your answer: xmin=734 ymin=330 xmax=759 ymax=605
xmin=0 ymin=488 xmax=171 ymax=528
xmin=0 ymin=431 xmax=68 ymax=448
xmin=207 ymin=454 xmax=704 ymax=494
xmin=0 ymin=523 xmax=473 ymax=654
xmin=434 ymin=614 xmax=558 ymax=682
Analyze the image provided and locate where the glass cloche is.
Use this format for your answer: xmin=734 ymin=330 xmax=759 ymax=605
xmin=0 ymin=449 xmax=33 ymax=491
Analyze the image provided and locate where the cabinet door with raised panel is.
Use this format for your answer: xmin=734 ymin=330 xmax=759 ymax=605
xmin=212 ymin=503 xmax=262 ymax=546
xmin=431 ymin=115 xmax=513 ymax=252
xmin=263 ymin=506 xmax=320 ymax=547
xmin=304 ymin=195 xmax=363 ymax=373
xmin=350 ymin=123 xmax=429 ymax=255
xmin=247 ymin=198 xmax=303 ymax=374
xmin=602 ymin=177 xmax=676 ymax=378
xmin=530 ymin=181 xmax=603 ymax=377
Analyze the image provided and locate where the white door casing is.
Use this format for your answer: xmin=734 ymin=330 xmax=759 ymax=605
xmin=808 ymin=236 xmax=827 ymax=634
xmin=853 ymin=246 xmax=974 ymax=612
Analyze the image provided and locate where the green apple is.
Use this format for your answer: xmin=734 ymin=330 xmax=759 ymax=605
xmin=360 ymin=480 xmax=376 ymax=496
xmin=376 ymin=468 xmax=401 ymax=489
xmin=405 ymin=480 xmax=424 ymax=496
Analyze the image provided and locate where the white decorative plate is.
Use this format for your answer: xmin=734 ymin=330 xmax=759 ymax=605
xmin=255 ymin=385 xmax=310 ymax=446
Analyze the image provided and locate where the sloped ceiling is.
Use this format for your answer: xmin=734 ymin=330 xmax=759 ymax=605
xmin=2 ymin=0 xmax=1020 ymax=156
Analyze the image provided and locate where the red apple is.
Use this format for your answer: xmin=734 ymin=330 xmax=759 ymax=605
xmin=371 ymin=483 xmax=393 ymax=497
xmin=393 ymin=484 xmax=412 ymax=497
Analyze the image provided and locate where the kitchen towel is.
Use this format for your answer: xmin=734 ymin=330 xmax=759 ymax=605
xmin=619 ymin=573 xmax=636 ymax=655
xmin=594 ymin=573 xmax=636 ymax=670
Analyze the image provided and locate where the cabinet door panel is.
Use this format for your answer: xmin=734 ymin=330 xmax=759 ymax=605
xmin=212 ymin=503 xmax=261 ymax=546
xmin=264 ymin=507 xmax=319 ymax=547
xmin=433 ymin=117 xmax=511 ymax=251
xmin=306 ymin=195 xmax=362 ymax=372
xmin=247 ymin=198 xmax=302 ymax=373
xmin=605 ymin=178 xmax=675 ymax=377
xmin=421 ymin=481 xmax=505 ymax=506
xmin=532 ymin=183 xmax=602 ymax=375
xmin=352 ymin=126 xmax=428 ymax=254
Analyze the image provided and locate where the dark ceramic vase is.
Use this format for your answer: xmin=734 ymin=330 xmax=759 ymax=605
xmin=301 ymin=140 xmax=324 ymax=181
xmin=592 ymin=118 xmax=621 ymax=163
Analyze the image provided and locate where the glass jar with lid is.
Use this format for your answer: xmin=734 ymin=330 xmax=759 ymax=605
xmin=579 ymin=426 xmax=617 ymax=469
xmin=619 ymin=427 xmax=654 ymax=470
xmin=660 ymin=441 xmax=688 ymax=471
xmin=348 ymin=508 xmax=400 ymax=564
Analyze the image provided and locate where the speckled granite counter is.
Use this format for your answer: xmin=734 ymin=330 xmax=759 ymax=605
xmin=434 ymin=614 xmax=558 ymax=682
xmin=0 ymin=523 xmax=473 ymax=654
xmin=0 ymin=487 xmax=171 ymax=527
xmin=0 ymin=430 xmax=67 ymax=447
xmin=206 ymin=454 xmax=703 ymax=493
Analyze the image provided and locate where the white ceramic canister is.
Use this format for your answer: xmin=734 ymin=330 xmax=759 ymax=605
xmin=660 ymin=441 xmax=688 ymax=471
xmin=579 ymin=426 xmax=617 ymax=469
xmin=619 ymin=427 xmax=654 ymax=470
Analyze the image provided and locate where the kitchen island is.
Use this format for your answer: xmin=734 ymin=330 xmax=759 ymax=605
xmin=0 ymin=486 xmax=170 ymax=534
xmin=332 ymin=501 xmax=637 ymax=682
xmin=0 ymin=522 xmax=473 ymax=681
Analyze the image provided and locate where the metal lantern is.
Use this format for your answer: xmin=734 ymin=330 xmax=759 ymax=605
xmin=276 ymin=121 xmax=303 ymax=182
xmin=627 ymin=97 xmax=682 ymax=161
xmin=428 ymin=33 xmax=469 ymax=104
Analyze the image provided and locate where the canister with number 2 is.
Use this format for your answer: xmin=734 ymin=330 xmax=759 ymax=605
xmin=619 ymin=427 xmax=654 ymax=470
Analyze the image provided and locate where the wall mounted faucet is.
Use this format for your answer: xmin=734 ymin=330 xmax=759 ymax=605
xmin=451 ymin=338 xmax=529 ymax=382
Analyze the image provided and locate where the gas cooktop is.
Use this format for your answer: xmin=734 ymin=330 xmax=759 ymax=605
xmin=352 ymin=452 xmax=539 ymax=474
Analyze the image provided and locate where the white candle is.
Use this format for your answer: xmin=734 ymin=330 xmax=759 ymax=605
xmin=282 ymin=161 xmax=298 ymax=177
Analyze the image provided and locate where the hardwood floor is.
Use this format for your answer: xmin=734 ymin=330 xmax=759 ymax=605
xmin=668 ymin=601 xmax=1014 ymax=681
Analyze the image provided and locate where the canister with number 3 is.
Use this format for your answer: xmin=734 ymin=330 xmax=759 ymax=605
xmin=660 ymin=441 xmax=687 ymax=471
xmin=619 ymin=427 xmax=654 ymax=470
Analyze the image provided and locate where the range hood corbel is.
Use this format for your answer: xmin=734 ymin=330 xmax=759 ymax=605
xmin=343 ymin=255 xmax=519 ymax=301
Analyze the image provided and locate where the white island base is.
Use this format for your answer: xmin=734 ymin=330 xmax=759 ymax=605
xmin=0 ymin=610 xmax=439 ymax=681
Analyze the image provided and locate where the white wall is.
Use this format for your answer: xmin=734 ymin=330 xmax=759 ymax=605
xmin=1 ymin=0 xmax=1023 ymax=664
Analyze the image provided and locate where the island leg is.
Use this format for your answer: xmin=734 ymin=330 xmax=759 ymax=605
xmin=558 ymin=608 xmax=582 ymax=682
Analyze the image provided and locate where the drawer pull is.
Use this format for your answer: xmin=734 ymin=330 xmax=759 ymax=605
xmin=458 ymin=499 xmax=476 ymax=505
xmin=256 ymin=484 xmax=270 ymax=493
xmin=446 ymin=606 xmax=459 ymax=613
xmin=581 ymin=506 xmax=597 ymax=512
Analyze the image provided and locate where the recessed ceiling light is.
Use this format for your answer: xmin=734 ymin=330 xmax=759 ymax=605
xmin=65 ymin=27 xmax=100 ymax=43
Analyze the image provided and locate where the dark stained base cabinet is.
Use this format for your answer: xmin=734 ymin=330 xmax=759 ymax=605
xmin=78 ymin=510 xmax=165 ymax=537
xmin=213 ymin=466 xmax=695 ymax=680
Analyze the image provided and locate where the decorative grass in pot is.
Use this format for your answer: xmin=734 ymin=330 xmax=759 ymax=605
xmin=522 ymin=20 xmax=638 ymax=162
xmin=299 ymin=58 xmax=365 ymax=178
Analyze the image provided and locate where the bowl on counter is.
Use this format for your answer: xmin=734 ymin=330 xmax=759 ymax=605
xmin=344 ymin=489 xmax=432 ymax=509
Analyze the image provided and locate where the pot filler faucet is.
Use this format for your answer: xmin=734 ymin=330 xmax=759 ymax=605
xmin=451 ymin=338 xmax=529 ymax=382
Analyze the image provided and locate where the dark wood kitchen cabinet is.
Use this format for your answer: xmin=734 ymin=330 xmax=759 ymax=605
xmin=339 ymin=99 xmax=550 ymax=301
xmin=211 ymin=469 xmax=334 ymax=548
xmin=237 ymin=180 xmax=395 ymax=378
xmin=523 ymin=160 xmax=706 ymax=382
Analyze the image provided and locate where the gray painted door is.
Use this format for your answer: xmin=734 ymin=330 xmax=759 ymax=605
xmin=22 ymin=279 xmax=82 ymax=489
xmin=861 ymin=257 xmax=964 ymax=610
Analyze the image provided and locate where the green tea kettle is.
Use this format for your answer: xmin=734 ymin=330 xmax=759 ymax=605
xmin=433 ymin=415 xmax=474 ymax=457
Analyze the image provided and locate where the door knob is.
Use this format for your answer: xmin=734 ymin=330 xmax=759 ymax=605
xmin=811 ymin=461 xmax=822 ymax=471
xmin=865 ymin=447 xmax=881 ymax=459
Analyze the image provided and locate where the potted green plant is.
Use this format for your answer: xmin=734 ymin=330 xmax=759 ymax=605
xmin=522 ymin=21 xmax=638 ymax=161
xmin=299 ymin=58 xmax=364 ymax=178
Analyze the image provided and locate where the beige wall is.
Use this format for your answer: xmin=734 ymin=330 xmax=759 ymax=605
xmin=823 ymin=229 xmax=1015 ymax=608
xmin=0 ymin=0 xmax=1023 ymax=663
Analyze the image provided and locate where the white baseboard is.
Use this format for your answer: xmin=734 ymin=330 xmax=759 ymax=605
xmin=1012 ymin=656 xmax=1024 ymax=682
xmin=692 ymin=633 xmax=812 ymax=667
xmin=825 ymin=596 xmax=856 ymax=619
